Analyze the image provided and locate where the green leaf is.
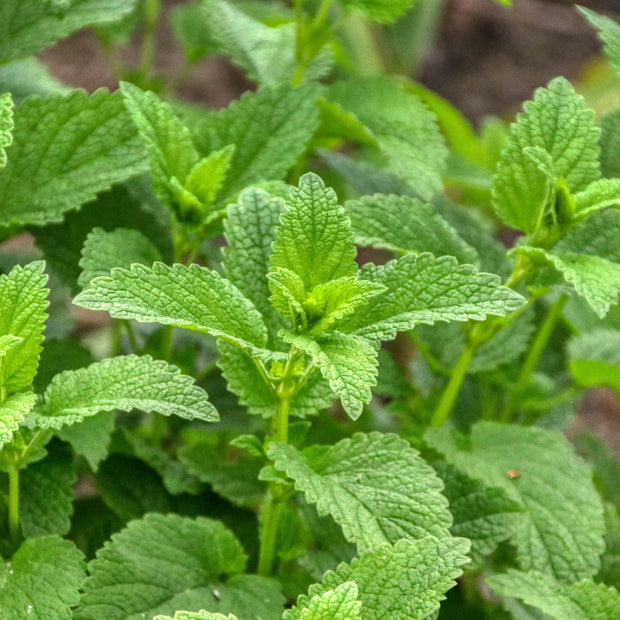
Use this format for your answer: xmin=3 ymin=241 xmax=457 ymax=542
xmin=57 ymin=411 xmax=115 ymax=471
xmin=20 ymin=448 xmax=76 ymax=537
xmin=316 ymin=98 xmax=378 ymax=147
xmin=73 ymin=262 xmax=268 ymax=352
xmin=155 ymin=613 xmax=239 ymax=620
xmin=0 ymin=537 xmax=85 ymax=620
xmin=270 ymin=173 xmax=357 ymax=290
xmin=0 ymin=90 xmax=148 ymax=227
xmin=217 ymin=341 xmax=333 ymax=418
xmin=78 ymin=227 xmax=162 ymax=289
xmin=340 ymin=254 xmax=525 ymax=341
xmin=0 ymin=391 xmax=35 ymax=449
xmin=433 ymin=461 xmax=524 ymax=566
xmin=38 ymin=354 xmax=218 ymax=429
xmin=569 ymin=328 xmax=620 ymax=396
xmin=336 ymin=0 xmax=417 ymax=24
xmin=77 ymin=513 xmax=284 ymax=620
xmin=0 ymin=261 xmax=48 ymax=394
xmin=580 ymin=7 xmax=620 ymax=80
xmin=287 ymin=582 xmax=362 ymax=620
xmin=0 ymin=0 xmax=139 ymax=60
xmin=492 ymin=77 xmax=600 ymax=233
xmin=600 ymin=105 xmax=620 ymax=179
xmin=345 ymin=193 xmax=478 ymax=264
xmin=193 ymin=83 xmax=320 ymax=197
xmin=269 ymin=432 xmax=452 ymax=552
xmin=0 ymin=93 xmax=13 ymax=168
xmin=282 ymin=331 xmax=378 ymax=419
xmin=223 ymin=187 xmax=287 ymax=339
xmin=120 ymin=82 xmax=199 ymax=208
xmin=426 ymin=422 xmax=605 ymax=582
xmin=573 ymin=179 xmax=620 ymax=217
xmin=327 ymin=77 xmax=447 ymax=200
xmin=284 ymin=536 xmax=470 ymax=620
xmin=0 ymin=58 xmax=69 ymax=105
xmin=488 ymin=569 xmax=620 ymax=620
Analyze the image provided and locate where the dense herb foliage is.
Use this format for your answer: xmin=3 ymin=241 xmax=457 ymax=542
xmin=1 ymin=1 xmax=620 ymax=618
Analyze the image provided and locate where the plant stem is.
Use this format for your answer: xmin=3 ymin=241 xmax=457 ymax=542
xmin=501 ymin=294 xmax=567 ymax=422
xmin=123 ymin=319 xmax=140 ymax=353
xmin=8 ymin=465 xmax=19 ymax=546
xmin=160 ymin=324 xmax=173 ymax=361
xmin=138 ymin=0 xmax=160 ymax=86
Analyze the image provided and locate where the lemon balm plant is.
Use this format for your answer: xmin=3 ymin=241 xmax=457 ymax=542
xmin=2 ymin=1 xmax=620 ymax=619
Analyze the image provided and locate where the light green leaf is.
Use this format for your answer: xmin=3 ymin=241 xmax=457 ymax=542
xmin=57 ymin=411 xmax=115 ymax=471
xmin=271 ymin=173 xmax=357 ymax=290
xmin=288 ymin=582 xmax=362 ymax=620
xmin=78 ymin=227 xmax=162 ymax=289
xmin=223 ymin=187 xmax=287 ymax=339
xmin=573 ymin=179 xmax=620 ymax=217
xmin=194 ymin=83 xmax=320 ymax=197
xmin=336 ymin=0 xmax=417 ymax=24
xmin=38 ymin=354 xmax=218 ymax=429
xmin=569 ymin=328 xmax=620 ymax=396
xmin=600 ymin=105 xmax=620 ymax=178
xmin=433 ymin=461 xmax=524 ymax=566
xmin=492 ymin=77 xmax=600 ymax=233
xmin=0 ymin=391 xmax=36 ymax=449
xmin=269 ymin=432 xmax=452 ymax=552
xmin=73 ymin=262 xmax=268 ymax=352
xmin=282 ymin=331 xmax=378 ymax=419
xmin=0 ymin=90 xmax=147 ymax=227
xmin=0 ymin=261 xmax=48 ymax=394
xmin=284 ymin=536 xmax=470 ymax=620
xmin=0 ymin=93 xmax=13 ymax=168
xmin=155 ymin=613 xmax=238 ymax=620
xmin=488 ymin=569 xmax=620 ymax=620
xmin=0 ymin=0 xmax=139 ymax=61
xmin=426 ymin=422 xmax=605 ymax=582
xmin=580 ymin=7 xmax=620 ymax=80
xmin=76 ymin=513 xmax=284 ymax=620
xmin=340 ymin=253 xmax=525 ymax=341
xmin=217 ymin=341 xmax=333 ymax=418
xmin=0 ymin=58 xmax=69 ymax=104
xmin=120 ymin=82 xmax=199 ymax=208
xmin=20 ymin=448 xmax=76 ymax=537
xmin=0 ymin=537 xmax=85 ymax=620
xmin=345 ymin=193 xmax=478 ymax=264
xmin=317 ymin=99 xmax=377 ymax=147
xmin=328 ymin=77 xmax=447 ymax=200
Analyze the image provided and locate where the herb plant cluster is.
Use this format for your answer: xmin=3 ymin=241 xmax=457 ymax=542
xmin=2 ymin=0 xmax=620 ymax=618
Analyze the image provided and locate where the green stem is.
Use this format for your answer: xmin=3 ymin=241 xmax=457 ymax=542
xmin=138 ymin=0 xmax=160 ymax=85
xmin=501 ymin=294 xmax=567 ymax=422
xmin=123 ymin=319 xmax=140 ymax=353
xmin=160 ymin=325 xmax=173 ymax=361
xmin=8 ymin=465 xmax=19 ymax=546
xmin=430 ymin=338 xmax=477 ymax=427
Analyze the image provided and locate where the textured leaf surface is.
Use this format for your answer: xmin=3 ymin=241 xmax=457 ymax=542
xmin=271 ymin=173 xmax=357 ymax=290
xmin=217 ymin=341 xmax=332 ymax=418
xmin=284 ymin=537 xmax=470 ymax=620
xmin=0 ymin=0 xmax=138 ymax=60
xmin=155 ymin=613 xmax=239 ymax=620
xmin=223 ymin=188 xmax=286 ymax=339
xmin=78 ymin=227 xmax=162 ymax=289
xmin=39 ymin=354 xmax=218 ymax=429
xmin=0 ymin=90 xmax=147 ymax=226
xmin=282 ymin=332 xmax=378 ymax=419
xmin=77 ymin=513 xmax=284 ymax=620
xmin=569 ymin=328 xmax=620 ymax=396
xmin=580 ymin=7 xmax=620 ymax=80
xmin=600 ymin=105 xmax=620 ymax=179
xmin=434 ymin=462 xmax=523 ymax=565
xmin=488 ymin=569 xmax=620 ymax=620
xmin=73 ymin=262 xmax=268 ymax=351
xmin=340 ymin=254 xmax=525 ymax=341
xmin=57 ymin=411 xmax=115 ymax=471
xmin=269 ymin=432 xmax=452 ymax=552
xmin=328 ymin=77 xmax=447 ymax=200
xmin=20 ymin=449 xmax=76 ymax=537
xmin=0 ymin=391 xmax=35 ymax=449
xmin=573 ymin=179 xmax=620 ymax=217
xmin=345 ymin=193 xmax=477 ymax=264
xmin=0 ymin=537 xmax=85 ymax=620
xmin=426 ymin=422 xmax=605 ymax=582
xmin=0 ymin=261 xmax=48 ymax=394
xmin=194 ymin=83 xmax=319 ymax=197
xmin=121 ymin=82 xmax=198 ymax=207
xmin=0 ymin=93 xmax=13 ymax=167
xmin=492 ymin=77 xmax=600 ymax=233
xmin=337 ymin=0 xmax=417 ymax=23
xmin=286 ymin=582 xmax=362 ymax=620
